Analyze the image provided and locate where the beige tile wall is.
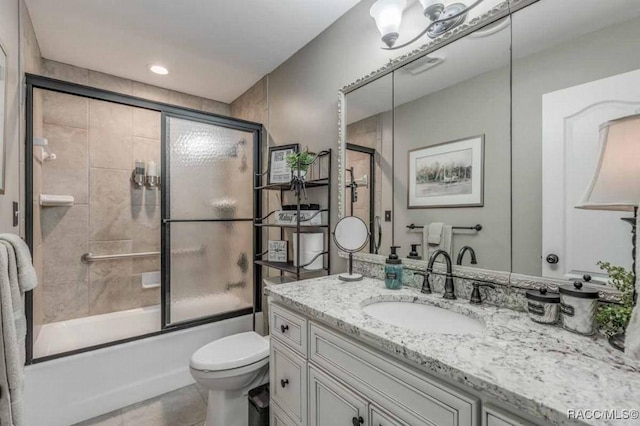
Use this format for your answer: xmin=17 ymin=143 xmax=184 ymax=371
xmin=347 ymin=114 xmax=383 ymax=227
xmin=35 ymin=59 xmax=234 ymax=323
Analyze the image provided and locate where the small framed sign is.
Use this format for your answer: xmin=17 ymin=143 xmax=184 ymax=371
xmin=268 ymin=144 xmax=299 ymax=184
xmin=268 ymin=240 xmax=288 ymax=262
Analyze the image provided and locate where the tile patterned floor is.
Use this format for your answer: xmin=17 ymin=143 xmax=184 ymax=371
xmin=73 ymin=384 xmax=208 ymax=426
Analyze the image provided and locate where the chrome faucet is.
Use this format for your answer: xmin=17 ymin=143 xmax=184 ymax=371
xmin=456 ymin=246 xmax=478 ymax=266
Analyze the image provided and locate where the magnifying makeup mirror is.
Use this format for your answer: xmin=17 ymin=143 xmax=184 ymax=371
xmin=333 ymin=216 xmax=370 ymax=281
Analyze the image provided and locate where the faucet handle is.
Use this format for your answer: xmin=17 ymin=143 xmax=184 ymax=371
xmin=469 ymin=281 xmax=496 ymax=305
xmin=413 ymin=271 xmax=432 ymax=294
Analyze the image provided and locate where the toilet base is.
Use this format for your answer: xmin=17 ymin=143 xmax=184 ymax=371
xmin=204 ymin=368 xmax=269 ymax=426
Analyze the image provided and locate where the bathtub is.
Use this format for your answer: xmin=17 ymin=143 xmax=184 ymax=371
xmin=33 ymin=293 xmax=250 ymax=357
xmin=25 ymin=296 xmax=261 ymax=426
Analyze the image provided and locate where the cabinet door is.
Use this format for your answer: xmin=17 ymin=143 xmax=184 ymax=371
xmin=309 ymin=365 xmax=368 ymax=426
xmin=271 ymin=340 xmax=307 ymax=424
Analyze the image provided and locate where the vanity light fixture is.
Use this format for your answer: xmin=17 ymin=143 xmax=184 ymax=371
xmin=149 ymin=64 xmax=169 ymax=75
xmin=576 ymin=113 xmax=640 ymax=351
xmin=370 ymin=0 xmax=484 ymax=49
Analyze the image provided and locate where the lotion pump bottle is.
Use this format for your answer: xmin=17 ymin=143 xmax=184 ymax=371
xmin=384 ymin=246 xmax=403 ymax=290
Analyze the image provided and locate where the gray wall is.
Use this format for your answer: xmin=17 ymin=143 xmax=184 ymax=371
xmin=267 ymin=0 xmax=413 ymax=270
xmin=511 ymin=15 xmax=640 ymax=275
xmin=393 ymin=67 xmax=511 ymax=270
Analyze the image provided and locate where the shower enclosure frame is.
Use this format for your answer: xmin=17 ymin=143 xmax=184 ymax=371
xmin=24 ymin=74 xmax=263 ymax=364
xmin=346 ymin=143 xmax=376 ymax=253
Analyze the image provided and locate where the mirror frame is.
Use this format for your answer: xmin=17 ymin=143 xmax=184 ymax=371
xmin=337 ymin=0 xmax=535 ymax=264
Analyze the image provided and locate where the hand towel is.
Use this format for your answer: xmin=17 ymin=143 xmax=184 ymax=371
xmin=427 ymin=222 xmax=443 ymax=245
xmin=423 ymin=224 xmax=453 ymax=262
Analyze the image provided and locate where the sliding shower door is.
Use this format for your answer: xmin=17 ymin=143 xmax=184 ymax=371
xmin=162 ymin=114 xmax=259 ymax=326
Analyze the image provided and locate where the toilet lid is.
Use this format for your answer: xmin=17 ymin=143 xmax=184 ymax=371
xmin=190 ymin=331 xmax=269 ymax=371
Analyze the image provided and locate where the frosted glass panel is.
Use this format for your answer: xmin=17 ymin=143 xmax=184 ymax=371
xmin=168 ymin=221 xmax=253 ymax=324
xmin=167 ymin=117 xmax=254 ymax=220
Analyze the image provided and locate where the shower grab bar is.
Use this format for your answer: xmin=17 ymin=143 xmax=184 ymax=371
xmin=81 ymin=251 xmax=159 ymax=263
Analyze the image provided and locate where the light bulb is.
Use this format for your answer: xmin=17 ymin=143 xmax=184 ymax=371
xmin=418 ymin=0 xmax=444 ymax=20
xmin=369 ymin=0 xmax=407 ymax=48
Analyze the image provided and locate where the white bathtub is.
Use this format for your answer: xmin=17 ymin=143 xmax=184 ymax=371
xmin=34 ymin=293 xmax=250 ymax=357
xmin=26 ymin=299 xmax=261 ymax=426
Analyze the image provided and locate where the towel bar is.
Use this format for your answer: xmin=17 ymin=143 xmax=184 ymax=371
xmin=81 ymin=251 xmax=160 ymax=263
xmin=406 ymin=223 xmax=482 ymax=231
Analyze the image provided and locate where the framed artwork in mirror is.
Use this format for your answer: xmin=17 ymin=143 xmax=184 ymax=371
xmin=408 ymin=135 xmax=484 ymax=208
xmin=268 ymin=143 xmax=299 ymax=185
xmin=0 ymin=41 xmax=7 ymax=194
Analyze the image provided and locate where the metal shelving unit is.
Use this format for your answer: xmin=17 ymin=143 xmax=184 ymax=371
xmin=254 ymin=150 xmax=332 ymax=280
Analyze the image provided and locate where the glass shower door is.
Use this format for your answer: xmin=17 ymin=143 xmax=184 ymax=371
xmin=163 ymin=114 xmax=257 ymax=326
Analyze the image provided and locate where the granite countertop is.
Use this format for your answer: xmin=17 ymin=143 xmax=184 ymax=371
xmin=265 ymin=276 xmax=640 ymax=426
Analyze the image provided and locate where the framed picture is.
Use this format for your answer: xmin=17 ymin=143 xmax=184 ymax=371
xmin=268 ymin=144 xmax=299 ymax=184
xmin=268 ymin=240 xmax=288 ymax=262
xmin=408 ymin=135 xmax=484 ymax=208
xmin=0 ymin=40 xmax=7 ymax=194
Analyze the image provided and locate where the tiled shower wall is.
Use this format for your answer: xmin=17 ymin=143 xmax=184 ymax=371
xmin=34 ymin=59 xmax=232 ymax=323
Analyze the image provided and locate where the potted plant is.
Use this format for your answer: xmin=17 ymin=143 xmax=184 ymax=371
xmin=596 ymin=261 xmax=634 ymax=339
xmin=286 ymin=150 xmax=314 ymax=179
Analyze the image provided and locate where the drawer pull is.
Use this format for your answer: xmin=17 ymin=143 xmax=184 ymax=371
xmin=280 ymin=379 xmax=289 ymax=388
xmin=280 ymin=324 xmax=289 ymax=333
xmin=351 ymin=416 xmax=364 ymax=425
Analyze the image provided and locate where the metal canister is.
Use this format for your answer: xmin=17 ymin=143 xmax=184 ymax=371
xmin=525 ymin=288 xmax=560 ymax=324
xmin=559 ymin=281 xmax=599 ymax=335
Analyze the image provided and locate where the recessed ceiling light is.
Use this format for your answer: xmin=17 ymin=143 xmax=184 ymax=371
xmin=149 ymin=65 xmax=169 ymax=75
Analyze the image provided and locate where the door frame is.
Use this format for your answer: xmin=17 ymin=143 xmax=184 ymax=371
xmin=24 ymin=74 xmax=263 ymax=363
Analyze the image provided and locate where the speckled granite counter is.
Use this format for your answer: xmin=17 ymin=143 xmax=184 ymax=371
xmin=265 ymin=276 xmax=640 ymax=426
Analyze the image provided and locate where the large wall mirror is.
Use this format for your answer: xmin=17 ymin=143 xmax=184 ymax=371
xmin=511 ymin=0 xmax=640 ymax=283
xmin=340 ymin=0 xmax=640 ymax=285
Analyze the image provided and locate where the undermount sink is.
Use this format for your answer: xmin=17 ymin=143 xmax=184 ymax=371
xmin=362 ymin=301 xmax=485 ymax=335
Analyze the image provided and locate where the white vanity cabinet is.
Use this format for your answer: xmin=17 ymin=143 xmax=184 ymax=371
xmin=269 ymin=303 xmax=536 ymax=426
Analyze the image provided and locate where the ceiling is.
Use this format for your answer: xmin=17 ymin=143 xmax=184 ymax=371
xmin=25 ymin=0 xmax=360 ymax=103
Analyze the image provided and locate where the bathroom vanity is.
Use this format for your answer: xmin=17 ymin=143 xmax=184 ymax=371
xmin=266 ymin=276 xmax=640 ymax=426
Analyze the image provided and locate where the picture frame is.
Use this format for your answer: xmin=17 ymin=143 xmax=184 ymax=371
xmin=268 ymin=240 xmax=288 ymax=262
xmin=0 ymin=40 xmax=7 ymax=195
xmin=268 ymin=143 xmax=299 ymax=184
xmin=408 ymin=135 xmax=484 ymax=208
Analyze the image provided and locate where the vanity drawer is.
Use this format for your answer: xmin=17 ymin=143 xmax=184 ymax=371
xmin=309 ymin=322 xmax=479 ymax=426
xmin=482 ymin=405 xmax=534 ymax=426
xmin=270 ymin=339 xmax=307 ymax=425
xmin=271 ymin=303 xmax=308 ymax=356
xmin=370 ymin=404 xmax=410 ymax=426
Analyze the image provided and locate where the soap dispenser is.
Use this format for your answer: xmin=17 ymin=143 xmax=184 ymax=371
xmin=384 ymin=246 xmax=403 ymax=289
xmin=407 ymin=244 xmax=422 ymax=260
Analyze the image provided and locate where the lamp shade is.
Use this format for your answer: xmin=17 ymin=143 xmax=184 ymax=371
xmin=370 ymin=0 xmax=406 ymax=48
xmin=577 ymin=114 xmax=640 ymax=212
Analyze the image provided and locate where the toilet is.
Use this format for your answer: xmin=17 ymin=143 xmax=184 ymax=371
xmin=190 ymin=331 xmax=270 ymax=426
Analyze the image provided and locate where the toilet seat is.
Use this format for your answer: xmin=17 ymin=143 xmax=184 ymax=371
xmin=190 ymin=331 xmax=269 ymax=372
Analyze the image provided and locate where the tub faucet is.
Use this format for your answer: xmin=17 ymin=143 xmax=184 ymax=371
xmin=456 ymin=246 xmax=477 ymax=266
xmin=427 ymin=249 xmax=456 ymax=299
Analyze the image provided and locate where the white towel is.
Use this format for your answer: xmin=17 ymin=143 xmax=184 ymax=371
xmin=427 ymin=223 xmax=443 ymax=244
xmin=0 ymin=234 xmax=37 ymax=426
xmin=423 ymin=224 xmax=453 ymax=262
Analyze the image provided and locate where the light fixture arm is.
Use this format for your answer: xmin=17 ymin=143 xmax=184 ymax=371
xmin=381 ymin=0 xmax=484 ymax=50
